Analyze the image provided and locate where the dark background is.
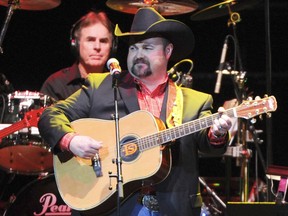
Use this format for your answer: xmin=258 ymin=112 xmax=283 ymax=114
xmin=0 ymin=0 xmax=287 ymax=196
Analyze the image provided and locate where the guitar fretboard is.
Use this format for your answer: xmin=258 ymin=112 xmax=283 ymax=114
xmin=137 ymin=108 xmax=236 ymax=151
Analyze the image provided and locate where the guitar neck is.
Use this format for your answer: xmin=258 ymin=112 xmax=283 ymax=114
xmin=136 ymin=95 xmax=278 ymax=152
xmin=137 ymin=108 xmax=236 ymax=151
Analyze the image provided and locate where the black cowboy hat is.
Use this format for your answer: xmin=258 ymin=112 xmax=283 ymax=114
xmin=115 ymin=7 xmax=195 ymax=61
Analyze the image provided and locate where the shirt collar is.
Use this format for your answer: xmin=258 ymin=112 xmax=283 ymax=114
xmin=65 ymin=63 xmax=84 ymax=85
xmin=135 ymin=75 xmax=168 ymax=97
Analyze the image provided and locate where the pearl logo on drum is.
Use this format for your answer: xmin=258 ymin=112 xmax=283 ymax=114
xmin=34 ymin=193 xmax=71 ymax=216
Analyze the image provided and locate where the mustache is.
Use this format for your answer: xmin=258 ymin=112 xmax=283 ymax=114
xmin=133 ymin=58 xmax=149 ymax=65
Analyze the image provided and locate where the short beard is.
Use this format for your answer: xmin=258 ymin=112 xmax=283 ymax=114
xmin=131 ymin=58 xmax=152 ymax=78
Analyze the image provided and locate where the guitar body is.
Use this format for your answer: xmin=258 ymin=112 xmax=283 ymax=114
xmin=54 ymin=110 xmax=171 ymax=214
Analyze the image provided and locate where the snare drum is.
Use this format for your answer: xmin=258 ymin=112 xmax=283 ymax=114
xmin=4 ymin=174 xmax=71 ymax=216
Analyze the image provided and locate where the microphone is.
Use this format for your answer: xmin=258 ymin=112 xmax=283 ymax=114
xmin=167 ymin=65 xmax=180 ymax=82
xmin=214 ymin=36 xmax=229 ymax=94
xmin=106 ymin=58 xmax=121 ymax=78
xmin=167 ymin=59 xmax=194 ymax=83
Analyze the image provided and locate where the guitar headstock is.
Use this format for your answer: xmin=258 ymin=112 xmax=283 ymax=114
xmin=236 ymin=96 xmax=277 ymax=119
xmin=23 ymin=107 xmax=45 ymax=127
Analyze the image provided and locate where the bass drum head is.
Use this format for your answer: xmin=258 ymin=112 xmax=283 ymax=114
xmin=4 ymin=174 xmax=72 ymax=216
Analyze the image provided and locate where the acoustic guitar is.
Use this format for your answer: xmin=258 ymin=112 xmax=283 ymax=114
xmin=53 ymin=96 xmax=277 ymax=214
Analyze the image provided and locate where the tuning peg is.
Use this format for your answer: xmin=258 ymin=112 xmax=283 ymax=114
xmin=247 ymin=96 xmax=253 ymax=101
xmin=259 ymin=115 xmax=263 ymax=121
xmin=266 ymin=112 xmax=272 ymax=118
xmin=250 ymin=118 xmax=257 ymax=124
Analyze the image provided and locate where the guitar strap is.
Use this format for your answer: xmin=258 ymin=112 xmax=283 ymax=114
xmin=166 ymin=81 xmax=184 ymax=128
xmin=138 ymin=82 xmax=184 ymax=211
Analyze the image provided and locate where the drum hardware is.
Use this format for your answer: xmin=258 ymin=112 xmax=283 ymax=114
xmin=201 ymin=129 xmax=262 ymax=158
xmin=0 ymin=0 xmax=61 ymax=54
xmin=199 ymin=177 xmax=226 ymax=216
xmin=7 ymin=91 xmax=52 ymax=120
xmin=201 ymin=202 xmax=211 ymax=216
xmin=248 ymin=178 xmax=267 ymax=202
xmin=0 ymin=92 xmax=54 ymax=175
xmin=224 ymin=145 xmax=252 ymax=158
xmin=190 ymin=0 xmax=261 ymax=21
xmin=192 ymin=0 xmax=269 ymax=202
xmin=0 ymin=0 xmax=18 ymax=54
xmin=106 ymin=0 xmax=198 ymax=16
xmin=0 ymin=0 xmax=61 ymax=10
xmin=7 ymin=90 xmax=54 ymax=123
xmin=201 ymin=0 xmax=269 ymax=201
xmin=266 ymin=165 xmax=288 ymax=204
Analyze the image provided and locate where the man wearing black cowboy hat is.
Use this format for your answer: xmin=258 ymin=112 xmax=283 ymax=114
xmin=38 ymin=7 xmax=232 ymax=216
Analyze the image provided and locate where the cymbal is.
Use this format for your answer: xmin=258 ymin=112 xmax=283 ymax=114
xmin=0 ymin=0 xmax=61 ymax=11
xmin=106 ymin=0 xmax=199 ymax=16
xmin=190 ymin=0 xmax=261 ymax=21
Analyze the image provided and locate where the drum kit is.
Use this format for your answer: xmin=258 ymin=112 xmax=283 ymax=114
xmin=0 ymin=90 xmax=66 ymax=216
xmin=0 ymin=0 xmax=261 ymax=215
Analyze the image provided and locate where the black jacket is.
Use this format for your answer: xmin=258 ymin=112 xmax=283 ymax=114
xmin=38 ymin=71 xmax=228 ymax=216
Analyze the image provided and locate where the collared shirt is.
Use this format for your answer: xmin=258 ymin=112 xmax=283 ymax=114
xmin=135 ymin=76 xmax=168 ymax=118
xmin=40 ymin=63 xmax=85 ymax=101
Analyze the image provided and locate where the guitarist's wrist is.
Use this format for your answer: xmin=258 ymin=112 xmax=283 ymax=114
xmin=208 ymin=127 xmax=227 ymax=145
xmin=60 ymin=132 xmax=77 ymax=152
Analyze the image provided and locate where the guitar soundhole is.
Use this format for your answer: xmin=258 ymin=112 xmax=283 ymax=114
xmin=120 ymin=136 xmax=140 ymax=162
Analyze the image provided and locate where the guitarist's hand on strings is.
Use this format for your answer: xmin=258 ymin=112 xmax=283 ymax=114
xmin=209 ymin=107 xmax=232 ymax=144
xmin=69 ymin=135 xmax=103 ymax=159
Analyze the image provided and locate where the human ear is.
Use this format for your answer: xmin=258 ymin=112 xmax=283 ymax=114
xmin=165 ymin=43 xmax=173 ymax=58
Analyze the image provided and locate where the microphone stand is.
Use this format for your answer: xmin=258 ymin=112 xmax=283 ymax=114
xmin=220 ymin=5 xmax=251 ymax=203
xmin=230 ymin=20 xmax=250 ymax=203
xmin=247 ymin=120 xmax=269 ymax=201
xmin=111 ymin=75 xmax=124 ymax=216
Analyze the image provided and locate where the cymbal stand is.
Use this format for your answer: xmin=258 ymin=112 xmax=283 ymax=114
xmin=225 ymin=4 xmax=251 ymax=202
xmin=0 ymin=0 xmax=20 ymax=54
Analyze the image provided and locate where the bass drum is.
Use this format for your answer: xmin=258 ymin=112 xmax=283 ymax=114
xmin=4 ymin=174 xmax=71 ymax=216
